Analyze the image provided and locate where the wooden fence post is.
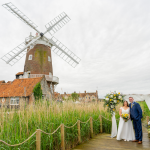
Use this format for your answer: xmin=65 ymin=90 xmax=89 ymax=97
xmin=100 ymin=115 xmax=102 ymax=133
xmin=36 ymin=129 xmax=41 ymax=150
xmin=61 ymin=124 xmax=65 ymax=150
xmin=146 ymin=116 xmax=149 ymax=125
xmin=77 ymin=120 xmax=81 ymax=143
xmin=90 ymin=117 xmax=93 ymax=138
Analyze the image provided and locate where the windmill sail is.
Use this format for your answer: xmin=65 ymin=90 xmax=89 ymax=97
xmin=1 ymin=42 xmax=27 ymax=66
xmin=1 ymin=36 xmax=40 ymax=66
xmin=45 ymin=12 xmax=71 ymax=36
xmin=2 ymin=2 xmax=81 ymax=67
xmin=2 ymin=2 xmax=39 ymax=33
xmin=49 ymin=37 xmax=81 ymax=68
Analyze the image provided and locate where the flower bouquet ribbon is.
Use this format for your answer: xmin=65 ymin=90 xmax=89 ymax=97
xmin=111 ymin=112 xmax=118 ymax=138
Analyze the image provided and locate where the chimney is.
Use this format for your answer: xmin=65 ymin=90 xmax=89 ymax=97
xmin=74 ymin=91 xmax=76 ymax=93
xmin=64 ymin=92 xmax=66 ymax=95
xmin=0 ymin=80 xmax=5 ymax=83
xmin=85 ymin=91 xmax=86 ymax=93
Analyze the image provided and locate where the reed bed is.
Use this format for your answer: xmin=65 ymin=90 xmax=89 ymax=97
xmin=0 ymin=100 xmax=121 ymax=150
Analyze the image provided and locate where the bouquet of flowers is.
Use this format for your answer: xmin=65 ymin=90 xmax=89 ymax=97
xmin=122 ymin=113 xmax=129 ymax=122
xmin=104 ymin=91 xmax=125 ymax=115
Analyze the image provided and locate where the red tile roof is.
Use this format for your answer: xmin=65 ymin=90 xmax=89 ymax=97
xmin=54 ymin=92 xmax=62 ymax=99
xmin=61 ymin=91 xmax=98 ymax=98
xmin=61 ymin=93 xmax=71 ymax=98
xmin=54 ymin=92 xmax=59 ymax=97
xmin=79 ymin=93 xmax=97 ymax=97
xmin=0 ymin=77 xmax=43 ymax=97
xmin=16 ymin=72 xmax=24 ymax=75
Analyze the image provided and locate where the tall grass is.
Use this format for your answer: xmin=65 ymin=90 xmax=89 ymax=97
xmin=0 ymin=101 xmax=116 ymax=149
xmin=0 ymin=100 xmax=148 ymax=149
xmin=3 ymin=100 xmax=146 ymax=149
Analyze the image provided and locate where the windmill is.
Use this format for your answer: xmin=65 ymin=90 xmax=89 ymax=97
xmin=1 ymin=2 xmax=81 ymax=93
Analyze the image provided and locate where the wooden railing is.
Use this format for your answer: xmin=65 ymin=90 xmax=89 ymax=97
xmin=30 ymin=74 xmax=59 ymax=83
xmin=1 ymin=116 xmax=149 ymax=149
xmin=0 ymin=115 xmax=107 ymax=150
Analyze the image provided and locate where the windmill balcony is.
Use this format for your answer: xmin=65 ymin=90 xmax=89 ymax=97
xmin=30 ymin=74 xmax=59 ymax=84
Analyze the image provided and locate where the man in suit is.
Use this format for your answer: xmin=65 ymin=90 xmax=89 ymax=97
xmin=129 ymin=97 xmax=143 ymax=144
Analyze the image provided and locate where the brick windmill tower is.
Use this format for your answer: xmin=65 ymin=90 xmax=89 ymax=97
xmin=1 ymin=2 xmax=81 ymax=93
xmin=24 ymin=33 xmax=53 ymax=76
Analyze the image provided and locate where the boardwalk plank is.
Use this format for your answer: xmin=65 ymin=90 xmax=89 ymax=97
xmin=73 ymin=128 xmax=150 ymax=150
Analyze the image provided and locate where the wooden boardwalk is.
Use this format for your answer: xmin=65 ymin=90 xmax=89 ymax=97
xmin=73 ymin=127 xmax=150 ymax=150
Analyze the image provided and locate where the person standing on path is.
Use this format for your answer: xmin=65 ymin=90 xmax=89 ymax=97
xmin=129 ymin=97 xmax=143 ymax=144
xmin=116 ymin=101 xmax=135 ymax=141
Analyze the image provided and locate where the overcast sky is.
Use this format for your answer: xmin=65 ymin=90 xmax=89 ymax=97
xmin=0 ymin=0 xmax=150 ymax=98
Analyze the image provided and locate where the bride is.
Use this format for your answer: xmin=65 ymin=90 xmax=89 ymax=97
xmin=117 ymin=101 xmax=135 ymax=141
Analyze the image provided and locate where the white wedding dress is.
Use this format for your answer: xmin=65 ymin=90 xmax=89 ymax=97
xmin=116 ymin=107 xmax=135 ymax=141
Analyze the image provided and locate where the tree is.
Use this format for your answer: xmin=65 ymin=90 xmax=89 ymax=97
xmin=67 ymin=95 xmax=72 ymax=101
xmin=71 ymin=93 xmax=79 ymax=102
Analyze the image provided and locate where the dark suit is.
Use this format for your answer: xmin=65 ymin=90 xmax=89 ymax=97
xmin=129 ymin=102 xmax=143 ymax=141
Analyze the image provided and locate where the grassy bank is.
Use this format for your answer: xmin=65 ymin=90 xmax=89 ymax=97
xmin=137 ymin=101 xmax=150 ymax=121
xmin=0 ymin=101 xmax=114 ymax=150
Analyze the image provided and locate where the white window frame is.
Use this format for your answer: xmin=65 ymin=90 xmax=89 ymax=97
xmin=48 ymin=56 xmax=51 ymax=62
xmin=28 ymin=55 xmax=32 ymax=60
xmin=79 ymin=97 xmax=82 ymax=100
xmin=42 ymin=95 xmax=44 ymax=99
xmin=10 ymin=97 xmax=19 ymax=105
xmin=2 ymin=98 xmax=5 ymax=103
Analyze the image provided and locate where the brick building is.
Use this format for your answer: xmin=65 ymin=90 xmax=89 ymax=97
xmin=60 ymin=91 xmax=98 ymax=102
xmin=78 ymin=91 xmax=98 ymax=102
xmin=54 ymin=92 xmax=62 ymax=100
xmin=0 ymin=76 xmax=52 ymax=107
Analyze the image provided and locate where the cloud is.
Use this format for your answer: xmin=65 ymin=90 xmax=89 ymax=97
xmin=0 ymin=0 xmax=150 ymax=98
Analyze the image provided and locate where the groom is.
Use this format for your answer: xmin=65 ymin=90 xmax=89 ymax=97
xmin=129 ymin=97 xmax=143 ymax=144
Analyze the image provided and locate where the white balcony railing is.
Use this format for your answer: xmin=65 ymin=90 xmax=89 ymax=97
xmin=30 ymin=74 xmax=59 ymax=84
xmin=52 ymin=76 xmax=59 ymax=83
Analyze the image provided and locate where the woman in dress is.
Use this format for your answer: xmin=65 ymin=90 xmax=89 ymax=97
xmin=117 ymin=101 xmax=135 ymax=141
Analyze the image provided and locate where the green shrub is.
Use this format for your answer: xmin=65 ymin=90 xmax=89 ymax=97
xmin=33 ymin=83 xmax=42 ymax=100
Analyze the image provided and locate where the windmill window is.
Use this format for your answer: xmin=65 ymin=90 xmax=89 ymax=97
xmin=48 ymin=56 xmax=51 ymax=62
xmin=28 ymin=55 xmax=32 ymax=60
xmin=10 ymin=97 xmax=19 ymax=105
